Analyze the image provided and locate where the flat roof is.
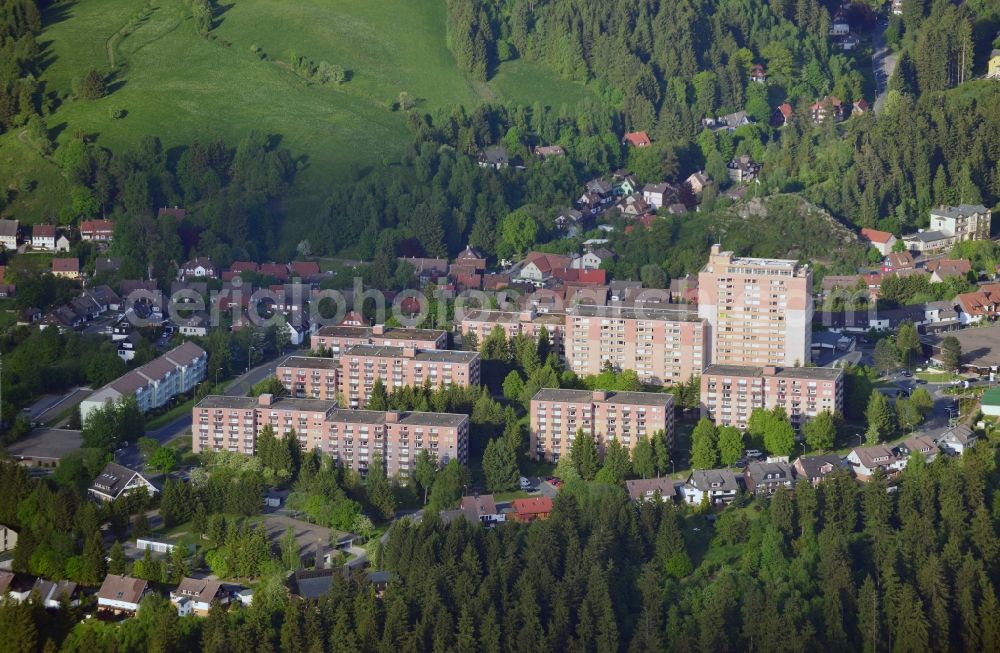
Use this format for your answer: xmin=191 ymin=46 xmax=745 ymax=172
xmin=195 ymin=395 xmax=338 ymax=412
xmin=342 ymin=345 xmax=479 ymax=363
xmin=328 ymin=409 xmax=468 ymax=427
xmin=314 ymin=325 xmax=446 ymax=341
xmin=703 ymin=364 xmax=843 ymax=381
xmin=6 ymin=428 xmax=83 ymax=460
xmin=568 ymin=304 xmax=700 ymax=322
xmin=532 ymin=388 xmax=672 ymax=406
xmin=277 ymin=355 xmax=341 ymax=370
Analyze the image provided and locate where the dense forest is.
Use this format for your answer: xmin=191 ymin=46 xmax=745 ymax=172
xmin=1 ymin=444 xmax=997 ymax=653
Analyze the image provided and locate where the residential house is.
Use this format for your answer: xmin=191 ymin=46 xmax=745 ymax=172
xmin=401 ymin=257 xmax=448 ymax=284
xmin=0 ymin=219 xmax=18 ymax=250
xmin=669 ymin=274 xmax=699 ymax=303
xmin=1 ymin=572 xmax=35 ymax=602
xmin=179 ymin=257 xmax=216 ymax=280
xmin=616 ymin=193 xmax=654 ymax=219
xmin=88 ymin=462 xmax=159 ymax=502
xmin=936 ymin=424 xmax=977 ymax=455
xmin=158 ymin=207 xmax=186 ymax=220
xmin=685 ymin=171 xmax=712 ymax=194
xmin=554 ymin=208 xmax=585 ymax=235
xmin=642 ymin=182 xmax=675 ymax=209
xmin=667 ymin=202 xmax=688 ymax=214
xmin=290 ymin=261 xmax=321 ymax=279
xmin=80 ymin=219 xmax=114 ymax=242
xmin=95 ymin=257 xmax=122 ymax=275
xmin=478 ymin=146 xmax=509 ymax=170
xmin=31 ymin=224 xmax=56 ymax=251
xmin=810 ymin=96 xmax=846 ymax=123
xmin=927 ymin=258 xmax=972 ymax=283
xmin=51 ymin=258 xmax=80 ymax=279
xmin=830 ymin=10 xmax=850 ymax=35
xmin=750 ymin=63 xmax=767 ymax=83
xmin=839 ymin=34 xmax=861 ymax=50
xmin=853 ymin=98 xmax=869 ymax=116
xmin=891 ymin=0 xmax=903 ymax=14
xmin=625 ymin=477 xmax=676 ymax=502
xmin=897 ymin=435 xmax=939 ymax=462
xmin=510 ymin=497 xmax=553 ymax=523
xmin=614 ymin=171 xmax=640 ymax=195
xmin=97 ymin=574 xmax=150 ymax=615
xmin=117 ymin=331 xmax=144 ymax=362
xmin=744 ymin=460 xmax=794 ymax=496
xmin=715 ymin=110 xmax=754 ymax=132
xmin=956 ymin=284 xmax=1000 ymax=324
xmin=772 ymin=103 xmax=794 ymax=127
xmin=792 ymin=454 xmax=846 ymax=487
xmin=31 ymin=578 xmax=79 ymax=608
xmin=259 ymin=262 xmax=289 ymax=282
xmin=177 ymin=311 xmax=209 ymax=337
xmin=585 ymin=178 xmax=613 ymax=198
xmin=458 ymin=495 xmax=504 ymax=524
xmin=534 ymin=145 xmax=565 ymax=159
xmin=989 ymin=49 xmax=1000 ymax=79
xmin=681 ymin=469 xmax=740 ymax=505
xmin=727 ymin=155 xmax=762 ymax=184
xmin=622 ymin=131 xmax=651 ymax=148
xmin=86 ymin=285 xmax=121 ymax=312
xmin=0 ymin=524 xmax=17 ymax=552
xmin=859 ymin=228 xmax=897 ymax=256
xmin=883 ymin=250 xmax=914 ymax=272
xmin=55 ymin=234 xmax=70 ymax=252
xmin=847 ymin=445 xmax=898 ymax=481
xmin=573 ymin=247 xmax=615 ymax=271
xmin=517 ymin=251 xmax=573 ymax=286
xmin=170 ymin=577 xmax=228 ymax=617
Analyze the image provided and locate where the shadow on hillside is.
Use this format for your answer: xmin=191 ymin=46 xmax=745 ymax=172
xmin=106 ymin=69 xmax=127 ymax=95
xmin=42 ymin=1 xmax=75 ymax=27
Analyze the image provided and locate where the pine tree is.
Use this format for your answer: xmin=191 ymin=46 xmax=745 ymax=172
xmin=414 ymin=449 xmax=437 ymax=505
xmin=482 ymin=438 xmax=519 ymax=492
xmin=108 ymin=540 xmax=128 ymax=575
xmin=366 ymin=453 xmax=396 ymax=520
xmin=169 ymin=543 xmax=189 ymax=584
xmin=717 ymin=426 xmax=744 ymax=466
xmin=690 ymin=417 xmax=718 ymax=469
xmin=571 ymin=428 xmax=599 ymax=480
xmin=865 ymin=391 xmax=895 ymax=441
xmin=80 ymin=532 xmax=106 ymax=585
xmin=366 ymin=378 xmax=389 ymax=411
xmin=631 ymin=437 xmax=655 ymax=479
xmin=803 ymin=411 xmax=836 ymax=451
xmin=595 ymin=437 xmax=630 ymax=485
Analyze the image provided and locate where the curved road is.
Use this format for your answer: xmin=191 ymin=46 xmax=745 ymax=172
xmin=872 ymin=21 xmax=899 ymax=114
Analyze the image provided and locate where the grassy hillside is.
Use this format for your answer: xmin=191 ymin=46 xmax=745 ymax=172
xmin=3 ymin=0 xmax=594 ymax=227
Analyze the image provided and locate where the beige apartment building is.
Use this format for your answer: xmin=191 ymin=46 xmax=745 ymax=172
xmin=192 ymin=394 xmax=468 ymax=477
xmin=698 ymin=245 xmax=813 ymax=366
xmin=458 ymin=309 xmax=566 ymax=356
xmin=277 ymin=355 xmax=341 ymax=401
xmin=310 ymin=323 xmax=447 ymax=354
xmin=340 ymin=345 xmax=481 ymax=408
xmin=564 ymin=305 xmax=707 ymax=385
xmin=700 ymin=365 xmax=843 ymax=430
xmin=529 ymin=388 xmax=674 ymax=463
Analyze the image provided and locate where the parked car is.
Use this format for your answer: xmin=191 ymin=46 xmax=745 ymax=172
xmin=744 ymin=449 xmax=764 ymax=460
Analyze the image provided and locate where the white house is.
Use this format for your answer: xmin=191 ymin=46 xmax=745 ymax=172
xmin=88 ymin=463 xmax=159 ymax=503
xmin=936 ymin=424 xmax=977 ymax=455
xmin=642 ymin=183 xmax=672 ymax=210
xmin=31 ymin=578 xmax=79 ymax=608
xmin=0 ymin=219 xmax=19 ymax=250
xmin=178 ymin=257 xmax=217 ymax=280
xmin=624 ymin=477 xmax=677 ymax=502
xmin=572 ymin=248 xmax=615 ymax=271
xmin=55 ymin=234 xmax=71 ymax=252
xmin=846 ymin=445 xmax=897 ymax=480
xmin=97 ymin=574 xmax=150 ymax=615
xmin=170 ymin=577 xmax=229 ymax=617
xmin=31 ymin=225 xmax=56 ymax=251
xmin=0 ymin=524 xmax=17 ymax=552
xmin=681 ymin=469 xmax=740 ymax=505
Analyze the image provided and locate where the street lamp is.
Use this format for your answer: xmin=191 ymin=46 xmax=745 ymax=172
xmin=247 ymin=345 xmax=256 ymax=373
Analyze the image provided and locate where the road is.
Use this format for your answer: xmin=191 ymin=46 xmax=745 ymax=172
xmin=115 ymin=350 xmax=304 ymax=469
xmin=22 ymin=387 xmax=92 ymax=425
xmin=872 ymin=21 xmax=899 ymax=114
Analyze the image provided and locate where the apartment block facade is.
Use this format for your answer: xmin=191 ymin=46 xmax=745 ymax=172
xmin=458 ymin=309 xmax=566 ymax=357
xmin=192 ymin=394 xmax=468 ymax=477
xmin=699 ymin=364 xmax=843 ymax=430
xmin=277 ymin=355 xmax=341 ymax=401
xmin=529 ymin=388 xmax=674 ymax=463
xmin=563 ymin=305 xmax=707 ymax=385
xmin=339 ymin=345 xmax=481 ymax=408
xmin=310 ymin=324 xmax=447 ymax=355
xmin=698 ymin=244 xmax=813 ymax=366
xmin=929 ymin=204 xmax=991 ymax=242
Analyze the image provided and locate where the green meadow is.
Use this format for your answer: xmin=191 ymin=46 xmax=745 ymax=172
xmin=2 ymin=0 xmax=595 ymax=225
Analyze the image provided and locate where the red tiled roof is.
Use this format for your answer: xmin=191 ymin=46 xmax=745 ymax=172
xmin=885 ymin=251 xmax=914 ymax=269
xmin=623 ymin=131 xmax=651 ymax=147
xmin=512 ymin=496 xmax=553 ymax=516
xmin=778 ymin=103 xmax=793 ymax=118
xmin=259 ymin=263 xmax=289 ymax=280
xmin=33 ymin=225 xmax=56 ymax=238
xmin=926 ymin=259 xmax=972 ymax=275
xmin=51 ymin=258 xmax=79 ymax=273
xmin=230 ymin=261 xmax=259 ymax=273
xmin=860 ymin=228 xmax=894 ymax=244
xmin=290 ymin=261 xmax=320 ymax=277
xmin=80 ymin=219 xmax=113 ymax=235
xmin=158 ymin=207 xmax=186 ymax=219
xmin=957 ymin=283 xmax=1000 ymax=317
xmin=523 ymin=252 xmax=572 ymax=274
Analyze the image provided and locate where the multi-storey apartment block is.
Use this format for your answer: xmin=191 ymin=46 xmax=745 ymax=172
xmin=277 ymin=355 xmax=342 ymax=401
xmin=310 ymin=323 xmax=447 ymax=355
xmin=458 ymin=309 xmax=566 ymax=357
xmin=80 ymin=342 xmax=207 ymax=422
xmin=529 ymin=389 xmax=674 ymax=463
xmin=339 ymin=345 xmax=480 ymax=408
xmin=564 ymin=305 xmax=707 ymax=385
xmin=698 ymin=244 xmax=813 ymax=366
xmin=192 ymin=393 xmax=468 ymax=477
xmin=700 ymin=365 xmax=843 ymax=430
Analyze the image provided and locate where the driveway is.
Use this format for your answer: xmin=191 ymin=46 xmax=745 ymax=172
xmin=872 ymin=22 xmax=899 ymax=114
xmin=23 ymin=387 xmax=91 ymax=425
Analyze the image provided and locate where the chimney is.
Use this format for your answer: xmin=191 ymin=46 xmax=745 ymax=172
xmin=385 ymin=411 xmax=400 ymax=423
xmin=258 ymin=393 xmax=274 ymax=406
xmin=402 ymin=346 xmax=416 ymax=358
xmin=372 ymin=323 xmax=385 ymax=336
xmin=592 ymin=390 xmax=608 ymax=402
